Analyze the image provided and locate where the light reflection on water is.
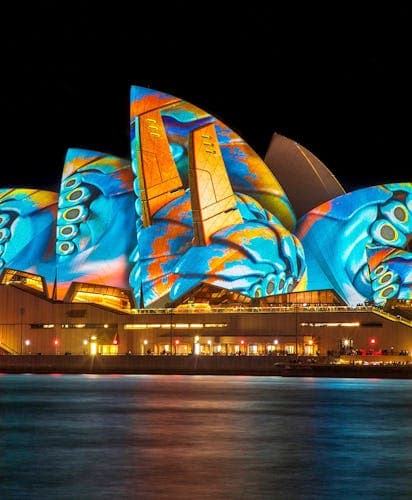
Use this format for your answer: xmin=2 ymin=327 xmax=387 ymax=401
xmin=1 ymin=374 xmax=412 ymax=500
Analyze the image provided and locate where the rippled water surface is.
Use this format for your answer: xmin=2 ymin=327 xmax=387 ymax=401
xmin=1 ymin=374 xmax=411 ymax=499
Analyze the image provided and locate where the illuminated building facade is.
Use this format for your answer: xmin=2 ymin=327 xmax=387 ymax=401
xmin=0 ymin=86 xmax=410 ymax=356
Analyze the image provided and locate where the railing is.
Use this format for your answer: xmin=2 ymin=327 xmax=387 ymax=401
xmin=126 ymin=305 xmax=412 ymax=328
xmin=130 ymin=305 xmax=377 ymax=315
xmin=372 ymin=307 xmax=412 ymax=327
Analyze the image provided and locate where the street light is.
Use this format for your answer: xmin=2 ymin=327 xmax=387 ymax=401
xmin=295 ymin=303 xmax=299 ymax=360
xmin=169 ymin=307 xmax=173 ymax=355
xmin=90 ymin=335 xmax=97 ymax=356
xmin=20 ymin=307 xmax=24 ymax=354
xmin=343 ymin=338 xmax=350 ymax=355
xmin=24 ymin=339 xmax=31 ymax=354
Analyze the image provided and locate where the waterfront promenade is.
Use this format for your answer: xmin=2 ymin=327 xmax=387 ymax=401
xmin=1 ymin=354 xmax=412 ymax=378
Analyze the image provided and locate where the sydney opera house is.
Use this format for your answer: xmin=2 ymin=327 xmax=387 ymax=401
xmin=0 ymin=86 xmax=411 ymax=358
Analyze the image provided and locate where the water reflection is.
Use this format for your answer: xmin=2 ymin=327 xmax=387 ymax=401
xmin=1 ymin=375 xmax=412 ymax=499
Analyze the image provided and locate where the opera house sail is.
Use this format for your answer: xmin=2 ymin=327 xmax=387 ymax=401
xmin=0 ymin=86 xmax=410 ymax=313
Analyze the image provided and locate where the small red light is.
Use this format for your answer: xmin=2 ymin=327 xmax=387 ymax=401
xmin=53 ymin=339 xmax=59 ymax=346
xmin=175 ymin=339 xmax=180 ymax=345
xmin=240 ymin=340 xmax=245 ymax=345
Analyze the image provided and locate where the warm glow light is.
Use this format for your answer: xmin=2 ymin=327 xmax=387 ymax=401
xmin=53 ymin=339 xmax=59 ymax=346
xmin=240 ymin=340 xmax=245 ymax=345
xmin=194 ymin=335 xmax=199 ymax=343
xmin=273 ymin=339 xmax=279 ymax=345
xmin=303 ymin=322 xmax=360 ymax=327
xmin=175 ymin=339 xmax=180 ymax=345
xmin=125 ymin=323 xmax=227 ymax=329
xmin=25 ymin=339 xmax=31 ymax=346
xmin=143 ymin=339 xmax=148 ymax=345
xmin=73 ymin=291 xmax=130 ymax=311
xmin=83 ymin=339 xmax=88 ymax=345
xmin=90 ymin=342 xmax=97 ymax=355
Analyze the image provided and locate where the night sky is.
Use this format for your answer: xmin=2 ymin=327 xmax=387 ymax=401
xmin=1 ymin=4 xmax=409 ymax=193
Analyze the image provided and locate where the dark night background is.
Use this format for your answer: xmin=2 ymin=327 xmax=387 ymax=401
xmin=1 ymin=4 xmax=409 ymax=193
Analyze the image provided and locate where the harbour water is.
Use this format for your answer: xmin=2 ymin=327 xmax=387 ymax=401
xmin=1 ymin=374 xmax=411 ymax=499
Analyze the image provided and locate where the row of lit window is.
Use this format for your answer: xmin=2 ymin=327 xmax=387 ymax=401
xmin=29 ymin=323 xmax=228 ymax=330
